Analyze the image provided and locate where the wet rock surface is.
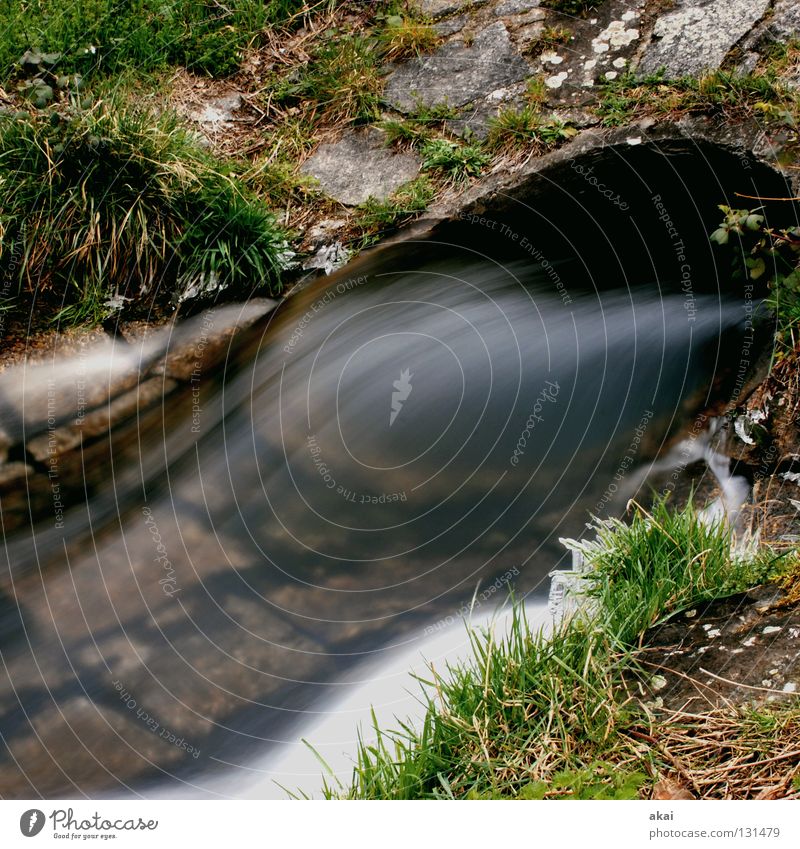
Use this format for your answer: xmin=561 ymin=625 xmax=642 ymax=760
xmin=0 ymin=300 xmax=277 ymax=534
xmin=634 ymin=586 xmax=800 ymax=713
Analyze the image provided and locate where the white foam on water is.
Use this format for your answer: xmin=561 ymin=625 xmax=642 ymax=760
xmin=156 ymin=601 xmax=551 ymax=800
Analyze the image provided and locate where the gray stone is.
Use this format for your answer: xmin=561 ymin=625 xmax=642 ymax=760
xmin=192 ymin=92 xmax=243 ymax=126
xmin=767 ymin=0 xmax=800 ymax=42
xmin=446 ymin=89 xmax=525 ymax=140
xmin=638 ymin=0 xmax=771 ymax=78
xmin=384 ymin=22 xmax=531 ymax=113
xmin=494 ymin=0 xmax=540 ymax=16
xmin=414 ymin=0 xmax=488 ymax=19
xmin=434 ymin=14 xmax=468 ymax=36
xmin=302 ymin=242 xmax=351 ymax=275
xmin=300 ymin=129 xmax=421 ymax=206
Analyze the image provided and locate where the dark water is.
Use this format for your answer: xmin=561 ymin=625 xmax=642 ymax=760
xmin=0 ymin=239 xmax=754 ymax=797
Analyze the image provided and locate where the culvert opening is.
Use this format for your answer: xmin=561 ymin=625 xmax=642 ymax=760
xmin=427 ymin=138 xmax=797 ymax=299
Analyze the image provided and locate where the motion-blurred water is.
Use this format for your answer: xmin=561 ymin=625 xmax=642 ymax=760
xmin=0 ymin=239 xmax=754 ymax=797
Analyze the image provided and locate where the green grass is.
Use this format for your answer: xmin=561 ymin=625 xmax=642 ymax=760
xmin=597 ymin=69 xmax=799 ymax=127
xmin=271 ymin=29 xmax=384 ymax=125
xmin=321 ymin=501 xmax=788 ymax=799
xmin=378 ymin=16 xmax=440 ymax=61
xmin=486 ymin=107 xmax=576 ymax=154
xmin=0 ymin=100 xmax=288 ymax=322
xmin=0 ymin=1 xmax=328 ymax=81
xmin=420 ymin=138 xmax=489 ymax=184
xmin=351 ymin=176 xmax=435 ymax=246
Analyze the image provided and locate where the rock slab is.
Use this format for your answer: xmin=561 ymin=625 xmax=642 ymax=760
xmin=383 ymin=22 xmax=531 ymax=113
xmin=767 ymin=0 xmax=800 ymax=42
xmin=638 ymin=0 xmax=771 ymax=78
xmin=414 ymin=0 xmax=488 ymax=19
xmin=300 ymin=129 xmax=421 ymax=206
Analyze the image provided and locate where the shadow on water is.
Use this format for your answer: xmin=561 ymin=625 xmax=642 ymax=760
xmin=0 ymin=140 xmax=791 ymax=797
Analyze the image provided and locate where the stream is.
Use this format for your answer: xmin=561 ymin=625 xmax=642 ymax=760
xmin=0 ymin=231 xmax=758 ymax=798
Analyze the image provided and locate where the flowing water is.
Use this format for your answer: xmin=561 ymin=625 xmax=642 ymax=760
xmin=0 ymin=235 xmax=758 ymax=798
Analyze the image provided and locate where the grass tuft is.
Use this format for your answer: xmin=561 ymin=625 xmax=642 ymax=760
xmin=420 ymin=138 xmax=489 ymax=184
xmin=486 ymin=107 xmax=577 ymax=155
xmin=322 ymin=501 xmax=790 ymax=799
xmin=272 ymin=30 xmax=383 ymax=126
xmin=597 ymin=69 xmax=799 ymax=128
xmin=0 ymin=100 xmax=288 ymax=322
xmin=352 ymin=176 xmax=435 ymax=246
xmin=379 ymin=16 xmax=440 ymax=61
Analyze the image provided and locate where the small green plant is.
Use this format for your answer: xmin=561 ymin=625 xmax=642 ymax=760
xmin=352 ymin=177 xmax=435 ymax=245
xmin=711 ymin=205 xmax=800 ymax=349
xmin=486 ymin=107 xmax=576 ymax=154
xmin=528 ymin=25 xmax=572 ymax=54
xmin=525 ymin=75 xmax=549 ymax=109
xmin=0 ymin=101 xmax=288 ymax=323
xmin=420 ymin=138 xmax=489 ymax=183
xmin=541 ymin=0 xmax=604 ymax=16
xmin=380 ymin=118 xmax=431 ymax=148
xmin=466 ymin=765 xmax=647 ymax=800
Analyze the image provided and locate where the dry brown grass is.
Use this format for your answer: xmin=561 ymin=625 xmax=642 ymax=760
xmin=643 ymin=706 xmax=800 ymax=799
